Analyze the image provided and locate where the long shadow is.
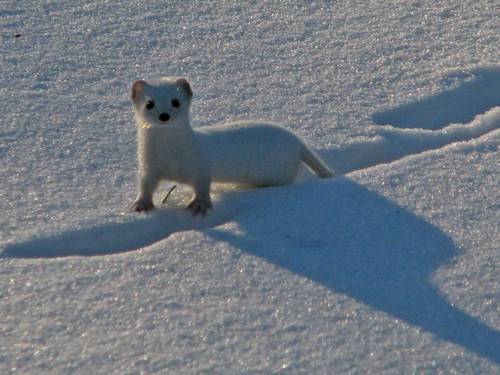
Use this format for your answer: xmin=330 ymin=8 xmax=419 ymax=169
xmin=373 ymin=67 xmax=500 ymax=129
xmin=1 ymin=207 xmax=227 ymax=258
xmin=204 ymin=178 xmax=500 ymax=364
xmin=3 ymin=177 xmax=499 ymax=363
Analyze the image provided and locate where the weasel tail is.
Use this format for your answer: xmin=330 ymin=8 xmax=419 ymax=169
xmin=300 ymin=144 xmax=334 ymax=178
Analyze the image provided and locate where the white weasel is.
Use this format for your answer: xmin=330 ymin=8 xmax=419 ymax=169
xmin=131 ymin=77 xmax=334 ymax=216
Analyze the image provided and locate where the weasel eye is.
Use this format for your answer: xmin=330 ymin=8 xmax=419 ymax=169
xmin=145 ymin=100 xmax=155 ymax=110
xmin=171 ymin=99 xmax=180 ymax=108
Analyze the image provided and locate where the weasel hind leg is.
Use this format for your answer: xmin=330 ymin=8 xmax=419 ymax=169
xmin=300 ymin=145 xmax=334 ymax=178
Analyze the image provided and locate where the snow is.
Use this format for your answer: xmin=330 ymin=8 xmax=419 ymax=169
xmin=1 ymin=0 xmax=499 ymax=373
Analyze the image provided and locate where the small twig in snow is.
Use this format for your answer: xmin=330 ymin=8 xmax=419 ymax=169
xmin=162 ymin=185 xmax=177 ymax=205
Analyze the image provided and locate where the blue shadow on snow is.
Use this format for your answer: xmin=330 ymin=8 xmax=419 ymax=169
xmin=1 ymin=207 xmax=223 ymax=257
xmin=2 ymin=178 xmax=499 ymax=364
xmin=205 ymin=178 xmax=500 ymax=364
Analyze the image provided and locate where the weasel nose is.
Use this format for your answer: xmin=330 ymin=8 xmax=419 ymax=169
xmin=158 ymin=113 xmax=170 ymax=122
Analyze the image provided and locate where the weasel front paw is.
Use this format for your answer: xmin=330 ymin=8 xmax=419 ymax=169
xmin=131 ymin=198 xmax=155 ymax=212
xmin=187 ymin=197 xmax=212 ymax=217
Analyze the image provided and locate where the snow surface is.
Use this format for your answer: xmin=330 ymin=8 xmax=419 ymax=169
xmin=1 ymin=1 xmax=499 ymax=373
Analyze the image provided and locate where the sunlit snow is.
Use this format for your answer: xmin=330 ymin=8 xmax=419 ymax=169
xmin=1 ymin=1 xmax=498 ymax=373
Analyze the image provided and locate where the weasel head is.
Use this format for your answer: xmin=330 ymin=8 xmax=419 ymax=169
xmin=131 ymin=77 xmax=193 ymax=128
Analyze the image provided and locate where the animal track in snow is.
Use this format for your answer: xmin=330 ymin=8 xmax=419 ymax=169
xmin=372 ymin=67 xmax=500 ymax=130
xmin=325 ymin=67 xmax=500 ymax=175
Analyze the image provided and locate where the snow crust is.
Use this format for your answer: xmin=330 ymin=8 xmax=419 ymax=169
xmin=1 ymin=1 xmax=499 ymax=373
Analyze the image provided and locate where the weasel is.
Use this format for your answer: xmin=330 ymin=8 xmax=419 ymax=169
xmin=131 ymin=77 xmax=334 ymax=216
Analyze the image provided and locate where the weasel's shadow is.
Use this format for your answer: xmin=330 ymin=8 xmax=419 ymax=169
xmin=373 ymin=67 xmax=500 ymax=129
xmin=1 ymin=207 xmax=227 ymax=258
xmin=204 ymin=178 xmax=500 ymax=364
xmin=2 ymin=178 xmax=498 ymax=363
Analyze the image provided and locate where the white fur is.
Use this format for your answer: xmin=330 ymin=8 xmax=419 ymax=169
xmin=131 ymin=77 xmax=334 ymax=215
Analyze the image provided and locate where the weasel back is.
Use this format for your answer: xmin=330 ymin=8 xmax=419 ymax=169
xmin=195 ymin=121 xmax=333 ymax=186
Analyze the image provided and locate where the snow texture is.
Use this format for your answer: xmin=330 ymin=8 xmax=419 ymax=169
xmin=1 ymin=1 xmax=499 ymax=373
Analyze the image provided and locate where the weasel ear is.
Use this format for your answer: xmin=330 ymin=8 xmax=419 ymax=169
xmin=176 ymin=78 xmax=193 ymax=97
xmin=131 ymin=80 xmax=146 ymax=100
